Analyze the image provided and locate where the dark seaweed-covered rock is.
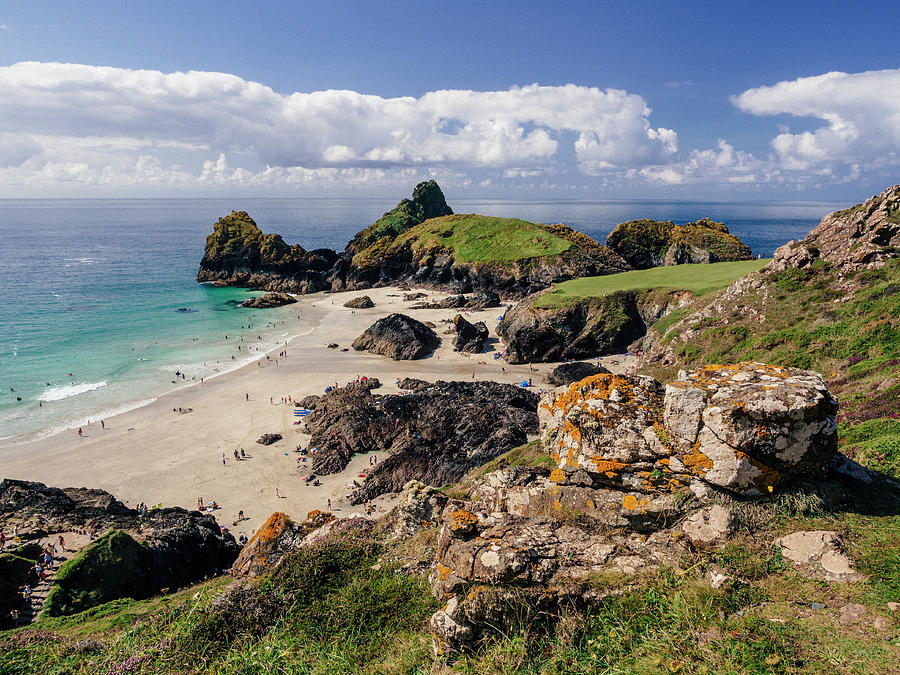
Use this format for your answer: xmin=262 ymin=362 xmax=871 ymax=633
xmin=547 ymin=361 xmax=611 ymax=386
xmin=301 ymin=381 xmax=539 ymax=501
xmin=256 ymin=433 xmax=282 ymax=445
xmin=452 ymin=314 xmax=488 ymax=354
xmin=352 ymin=313 xmax=440 ymax=360
xmin=241 ymin=292 xmax=297 ymax=308
xmin=0 ymin=479 xmax=239 ymax=620
xmin=343 ymin=295 xmax=375 ymax=309
xmin=466 ymin=290 xmax=501 ymax=309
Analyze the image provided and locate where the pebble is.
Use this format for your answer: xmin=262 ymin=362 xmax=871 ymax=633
xmin=810 ymin=602 xmax=826 ymax=610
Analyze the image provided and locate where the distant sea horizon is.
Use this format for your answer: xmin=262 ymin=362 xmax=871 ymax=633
xmin=0 ymin=196 xmax=841 ymax=444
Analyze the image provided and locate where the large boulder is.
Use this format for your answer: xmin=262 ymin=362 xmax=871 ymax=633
xmin=546 ymin=361 xmax=611 ymax=387
xmin=230 ymin=510 xmax=334 ymax=578
xmin=352 ymin=313 xmax=440 ymax=360
xmin=539 ymin=363 xmax=838 ymax=497
xmin=241 ymin=292 xmax=297 ymax=308
xmin=343 ymin=295 xmax=374 ymax=309
xmin=769 ymin=185 xmax=900 ymax=272
xmin=452 ymin=314 xmax=488 ymax=353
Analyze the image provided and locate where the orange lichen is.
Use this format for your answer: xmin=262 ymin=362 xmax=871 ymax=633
xmin=591 ymin=457 xmax=629 ymax=474
xmin=450 ymin=509 xmax=479 ymax=530
xmin=549 ymin=468 xmax=566 ymax=483
xmin=437 ymin=563 xmax=454 ymax=580
xmin=622 ymin=495 xmax=639 ymax=511
xmin=681 ymin=442 xmax=713 ymax=475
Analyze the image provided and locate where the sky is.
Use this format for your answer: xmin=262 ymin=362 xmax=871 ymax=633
xmin=0 ymin=0 xmax=898 ymax=200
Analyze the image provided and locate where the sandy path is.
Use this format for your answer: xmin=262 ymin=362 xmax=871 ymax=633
xmin=0 ymin=286 xmax=634 ymax=539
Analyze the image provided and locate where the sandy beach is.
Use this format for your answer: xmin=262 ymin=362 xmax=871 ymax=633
xmin=1 ymin=286 xmax=634 ymax=539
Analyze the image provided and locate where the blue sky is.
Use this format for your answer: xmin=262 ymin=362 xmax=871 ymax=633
xmin=0 ymin=0 xmax=898 ymax=199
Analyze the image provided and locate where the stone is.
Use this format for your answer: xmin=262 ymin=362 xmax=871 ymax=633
xmin=681 ymin=505 xmax=735 ymax=546
xmin=230 ymin=510 xmax=333 ymax=578
xmin=352 ymin=313 xmax=440 ymax=360
xmin=838 ymin=603 xmax=867 ymax=625
xmin=705 ymin=563 xmax=732 ymax=589
xmin=343 ymin=295 xmax=374 ymax=309
xmin=379 ymin=481 xmax=449 ymax=541
xmin=451 ymin=314 xmax=489 ymax=353
xmin=241 ymin=292 xmax=297 ymax=308
xmin=774 ymin=531 xmax=863 ymax=583
xmin=546 ymin=361 xmax=611 ymax=387
xmin=664 ymin=363 xmax=838 ymax=496
xmin=465 ymin=290 xmax=501 ymax=309
xmin=888 ymin=602 xmax=900 ymax=612
xmin=256 ymin=433 xmax=282 ymax=445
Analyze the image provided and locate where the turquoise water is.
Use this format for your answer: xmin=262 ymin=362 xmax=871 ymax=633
xmin=0 ymin=197 xmax=839 ymax=444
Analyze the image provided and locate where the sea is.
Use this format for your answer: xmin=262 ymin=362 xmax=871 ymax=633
xmin=0 ymin=197 xmax=839 ymax=445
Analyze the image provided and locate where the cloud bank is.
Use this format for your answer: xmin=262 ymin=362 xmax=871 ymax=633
xmin=0 ymin=62 xmax=897 ymax=194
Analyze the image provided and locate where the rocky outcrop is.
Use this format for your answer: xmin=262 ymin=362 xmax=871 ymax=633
xmin=230 ymin=510 xmax=334 ymax=579
xmin=606 ymin=217 xmax=753 ymax=269
xmin=769 ymin=185 xmax=900 ymax=273
xmin=426 ymin=361 xmax=840 ymax=656
xmin=300 ymin=381 xmax=539 ymax=500
xmin=498 ymin=289 xmax=687 ymax=363
xmin=343 ymin=295 xmax=374 ymax=309
xmin=546 ymin=361 xmax=611 ymax=387
xmin=0 ymin=480 xmax=239 ymax=617
xmin=352 ymin=313 xmax=440 ymax=360
xmin=256 ymin=433 xmax=282 ymax=446
xmin=452 ymin=314 xmax=488 ymax=353
xmin=241 ymin=292 xmax=297 ymax=308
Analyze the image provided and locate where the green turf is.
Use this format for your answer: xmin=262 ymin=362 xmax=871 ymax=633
xmin=532 ymin=259 xmax=770 ymax=308
xmin=394 ymin=214 xmax=574 ymax=264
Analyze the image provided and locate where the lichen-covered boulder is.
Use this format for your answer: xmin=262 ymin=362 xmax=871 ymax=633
xmin=539 ymin=374 xmax=674 ymax=491
xmin=230 ymin=510 xmax=334 ymax=578
xmin=664 ymin=363 xmax=838 ymax=495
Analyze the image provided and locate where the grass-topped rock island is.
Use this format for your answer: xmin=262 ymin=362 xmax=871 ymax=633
xmin=3 ymin=183 xmax=899 ymax=674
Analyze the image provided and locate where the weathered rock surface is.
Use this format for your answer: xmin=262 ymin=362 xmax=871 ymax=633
xmin=0 ymin=480 xmax=239 ymax=616
xmin=451 ymin=314 xmax=488 ymax=353
xmin=546 ymin=361 xmax=611 ymax=387
xmin=256 ymin=433 xmax=282 ymax=446
xmin=681 ymin=505 xmax=735 ymax=546
xmin=774 ymin=530 xmax=863 ymax=583
xmin=301 ymin=380 xmax=538 ymax=500
xmin=230 ymin=510 xmax=333 ymax=578
xmin=378 ymin=481 xmax=449 ymax=541
xmin=352 ymin=313 xmax=440 ymax=360
xmin=769 ymin=185 xmax=900 ymax=272
xmin=241 ymin=292 xmax=297 ymax=308
xmin=498 ymin=289 xmax=688 ymax=363
xmin=343 ymin=295 xmax=374 ymax=309
xmin=606 ymin=217 xmax=753 ymax=269
xmin=539 ymin=364 xmax=837 ymax=497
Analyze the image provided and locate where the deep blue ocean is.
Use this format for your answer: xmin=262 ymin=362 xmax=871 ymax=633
xmin=0 ymin=197 xmax=838 ymax=444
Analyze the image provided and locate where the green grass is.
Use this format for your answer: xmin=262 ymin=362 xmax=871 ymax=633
xmin=393 ymin=214 xmax=574 ymax=264
xmin=532 ymin=259 xmax=769 ymax=308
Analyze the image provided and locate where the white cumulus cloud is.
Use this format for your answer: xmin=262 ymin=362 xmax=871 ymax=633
xmin=0 ymin=62 xmax=678 ymax=191
xmin=732 ymin=69 xmax=900 ymax=172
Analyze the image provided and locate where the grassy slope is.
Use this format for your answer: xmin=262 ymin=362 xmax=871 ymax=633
xmin=387 ymin=214 xmax=574 ymax=264
xmin=532 ymin=259 xmax=769 ymax=308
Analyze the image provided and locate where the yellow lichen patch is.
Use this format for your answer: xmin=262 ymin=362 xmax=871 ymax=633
xmin=549 ymin=468 xmax=566 ymax=483
xmin=450 ymin=509 xmax=479 ymax=530
xmin=592 ymin=457 xmax=630 ymax=474
xmin=553 ymin=499 xmax=562 ymax=511
xmin=741 ymin=451 xmax=781 ymax=491
xmin=550 ymin=450 xmax=561 ymax=464
xmin=250 ymin=512 xmax=291 ymax=547
xmin=586 ymin=499 xmax=595 ymax=509
xmin=622 ymin=495 xmax=639 ymax=511
xmin=437 ymin=563 xmax=454 ymax=580
xmin=682 ymin=442 xmax=713 ymax=475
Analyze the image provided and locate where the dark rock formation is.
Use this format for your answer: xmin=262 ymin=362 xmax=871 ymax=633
xmin=606 ymin=217 xmax=753 ymax=269
xmin=241 ymin=292 xmax=297 ymax=308
xmin=352 ymin=313 xmax=440 ymax=360
xmin=498 ymin=290 xmax=686 ymax=363
xmin=256 ymin=433 xmax=282 ymax=446
xmin=452 ymin=314 xmax=488 ymax=353
xmin=300 ymin=380 xmax=539 ymax=500
xmin=398 ymin=377 xmax=429 ymax=390
xmin=0 ymin=480 xmax=239 ymax=619
xmin=197 ymin=210 xmax=342 ymax=293
xmin=769 ymin=184 xmax=900 ymax=273
xmin=546 ymin=361 xmax=611 ymax=386
xmin=343 ymin=295 xmax=374 ymax=309
xmin=465 ymin=290 xmax=501 ymax=309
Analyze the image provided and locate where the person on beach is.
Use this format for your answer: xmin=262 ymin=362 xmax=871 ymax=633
xmin=222 ymin=453 xmax=226 ymax=466
xmin=0 ymin=530 xmax=5 ymax=549
xmin=275 ymin=487 xmax=280 ymax=498
xmin=101 ymin=420 xmax=105 ymax=430
xmin=58 ymin=535 xmax=65 ymax=551
xmin=77 ymin=427 xmax=83 ymax=438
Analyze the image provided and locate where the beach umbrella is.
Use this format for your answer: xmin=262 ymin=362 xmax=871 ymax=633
xmin=520 ymin=380 xmax=528 ymax=387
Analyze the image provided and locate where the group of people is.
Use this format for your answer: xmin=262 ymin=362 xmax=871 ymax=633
xmin=197 ymin=497 xmax=219 ymax=511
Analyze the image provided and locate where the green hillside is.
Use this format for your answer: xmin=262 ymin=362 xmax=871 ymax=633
xmin=532 ymin=259 xmax=769 ymax=308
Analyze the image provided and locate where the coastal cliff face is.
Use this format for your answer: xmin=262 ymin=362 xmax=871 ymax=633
xmin=197 ymin=181 xmax=631 ymax=299
xmin=768 ymin=184 xmax=900 ymax=272
xmin=606 ymin=217 xmax=753 ymax=269
xmin=497 ymin=288 xmax=688 ymax=363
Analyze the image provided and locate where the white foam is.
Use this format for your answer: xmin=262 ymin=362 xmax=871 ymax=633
xmin=37 ymin=381 xmax=107 ymax=402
